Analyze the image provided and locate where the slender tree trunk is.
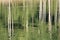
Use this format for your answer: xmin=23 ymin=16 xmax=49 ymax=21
xmin=8 ymin=0 xmax=12 ymax=40
xmin=58 ymin=0 xmax=60 ymax=40
xmin=11 ymin=2 xmax=14 ymax=39
xmin=48 ymin=0 xmax=52 ymax=39
xmin=22 ymin=1 xmax=26 ymax=36
xmin=38 ymin=0 xmax=43 ymax=40
xmin=42 ymin=0 xmax=46 ymax=22
xmin=23 ymin=0 xmax=25 ymax=28
xmin=39 ymin=0 xmax=42 ymax=21
xmin=25 ymin=0 xmax=29 ymax=40
xmin=54 ymin=0 xmax=58 ymax=31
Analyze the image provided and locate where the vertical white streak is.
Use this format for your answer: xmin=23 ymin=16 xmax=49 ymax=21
xmin=25 ymin=0 xmax=29 ymax=40
xmin=42 ymin=0 xmax=46 ymax=22
xmin=55 ymin=0 xmax=58 ymax=28
xmin=48 ymin=0 xmax=52 ymax=39
xmin=8 ymin=0 xmax=11 ymax=40
xmin=48 ymin=0 xmax=51 ymax=31
xmin=26 ymin=0 xmax=28 ymax=32
xmin=39 ymin=0 xmax=42 ymax=21
xmin=23 ymin=0 xmax=25 ymax=27
xmin=38 ymin=0 xmax=43 ymax=40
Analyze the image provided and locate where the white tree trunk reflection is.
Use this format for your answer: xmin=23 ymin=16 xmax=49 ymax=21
xmin=48 ymin=0 xmax=52 ymax=39
xmin=25 ymin=0 xmax=29 ymax=40
xmin=8 ymin=0 xmax=12 ymax=40
xmin=42 ymin=0 xmax=46 ymax=22
xmin=39 ymin=0 xmax=42 ymax=21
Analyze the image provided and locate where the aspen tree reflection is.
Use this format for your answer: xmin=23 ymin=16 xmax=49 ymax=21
xmin=0 ymin=0 xmax=59 ymax=40
xmin=8 ymin=0 xmax=12 ymax=40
